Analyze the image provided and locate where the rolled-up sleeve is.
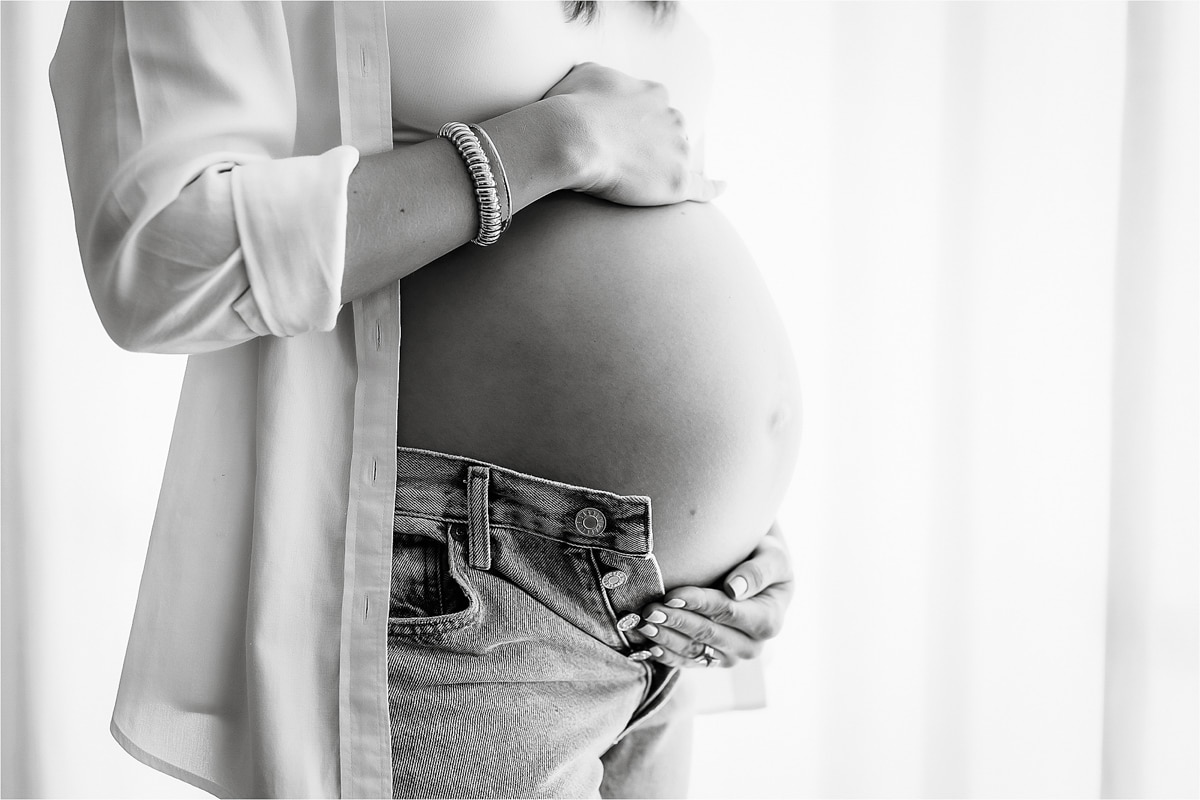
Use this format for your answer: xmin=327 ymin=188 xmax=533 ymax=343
xmin=50 ymin=1 xmax=358 ymax=354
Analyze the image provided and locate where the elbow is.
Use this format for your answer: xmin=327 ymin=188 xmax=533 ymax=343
xmin=99 ymin=316 xmax=192 ymax=356
xmin=98 ymin=308 xmax=158 ymax=354
xmin=86 ymin=243 xmax=327 ymax=355
xmin=80 ymin=188 xmax=269 ymax=354
xmin=83 ymin=239 xmax=259 ymax=355
xmin=91 ymin=285 xmax=248 ymax=355
xmin=79 ymin=153 xmax=349 ymax=353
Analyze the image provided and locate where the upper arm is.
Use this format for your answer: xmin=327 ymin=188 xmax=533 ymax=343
xmin=50 ymin=1 xmax=357 ymax=353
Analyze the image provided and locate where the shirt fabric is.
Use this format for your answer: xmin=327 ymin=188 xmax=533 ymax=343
xmin=53 ymin=4 xmax=394 ymax=796
xmin=50 ymin=3 xmax=750 ymax=798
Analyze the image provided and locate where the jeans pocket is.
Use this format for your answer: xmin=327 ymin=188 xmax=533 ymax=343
xmin=388 ymin=518 xmax=481 ymax=638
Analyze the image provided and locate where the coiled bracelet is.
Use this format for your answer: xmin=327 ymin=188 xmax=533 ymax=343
xmin=438 ymin=121 xmax=511 ymax=246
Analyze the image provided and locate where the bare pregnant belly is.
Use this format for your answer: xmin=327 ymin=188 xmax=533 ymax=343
xmin=397 ymin=193 xmax=801 ymax=589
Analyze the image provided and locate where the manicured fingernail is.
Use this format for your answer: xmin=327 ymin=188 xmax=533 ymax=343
xmin=727 ymin=576 xmax=748 ymax=599
xmin=665 ymin=598 xmax=686 ymax=608
xmin=639 ymin=623 xmax=658 ymax=636
xmin=650 ymin=646 xmax=664 ymax=657
xmin=646 ymin=610 xmax=667 ymax=624
xmin=628 ymin=650 xmax=653 ymax=662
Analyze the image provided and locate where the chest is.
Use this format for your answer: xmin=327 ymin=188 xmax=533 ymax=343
xmin=383 ymin=1 xmax=713 ymax=144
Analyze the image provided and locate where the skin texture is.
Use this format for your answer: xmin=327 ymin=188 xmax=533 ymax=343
xmin=344 ymin=62 xmax=794 ymax=669
xmin=396 ymin=193 xmax=801 ymax=590
xmin=342 ymin=64 xmax=722 ymax=303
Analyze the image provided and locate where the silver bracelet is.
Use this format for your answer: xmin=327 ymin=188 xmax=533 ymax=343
xmin=468 ymin=124 xmax=511 ymax=235
xmin=438 ymin=121 xmax=503 ymax=246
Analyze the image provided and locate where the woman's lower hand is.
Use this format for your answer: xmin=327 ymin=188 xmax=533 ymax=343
xmin=627 ymin=522 xmax=795 ymax=668
xmin=541 ymin=62 xmax=724 ymax=206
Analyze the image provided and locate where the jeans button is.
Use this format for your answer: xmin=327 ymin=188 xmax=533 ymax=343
xmin=600 ymin=570 xmax=628 ymax=589
xmin=616 ymin=613 xmax=641 ymax=632
xmin=575 ymin=507 xmax=607 ymax=536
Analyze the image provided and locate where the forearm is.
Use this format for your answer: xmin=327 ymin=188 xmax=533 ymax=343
xmin=341 ymin=97 xmax=583 ymax=304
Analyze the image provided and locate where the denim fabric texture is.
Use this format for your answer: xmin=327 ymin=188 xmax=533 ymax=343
xmin=388 ymin=447 xmax=684 ymax=798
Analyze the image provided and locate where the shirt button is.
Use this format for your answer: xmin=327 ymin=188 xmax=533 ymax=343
xmin=600 ymin=570 xmax=628 ymax=589
xmin=575 ymin=507 xmax=607 ymax=536
xmin=616 ymin=613 xmax=641 ymax=632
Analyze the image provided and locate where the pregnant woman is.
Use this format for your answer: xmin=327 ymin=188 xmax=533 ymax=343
xmin=51 ymin=1 xmax=799 ymax=798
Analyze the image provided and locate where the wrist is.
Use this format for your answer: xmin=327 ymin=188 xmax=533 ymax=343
xmin=536 ymin=94 xmax=598 ymax=193
xmin=482 ymin=96 xmax=593 ymax=210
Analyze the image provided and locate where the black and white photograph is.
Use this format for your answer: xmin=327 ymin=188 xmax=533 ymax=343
xmin=2 ymin=1 xmax=1196 ymax=797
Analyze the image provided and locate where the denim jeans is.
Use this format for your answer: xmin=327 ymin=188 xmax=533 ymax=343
xmin=388 ymin=447 xmax=688 ymax=798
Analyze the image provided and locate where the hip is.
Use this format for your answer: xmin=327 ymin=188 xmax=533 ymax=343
xmin=387 ymin=445 xmax=681 ymax=797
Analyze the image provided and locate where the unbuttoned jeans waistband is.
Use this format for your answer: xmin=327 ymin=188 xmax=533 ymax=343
xmin=394 ymin=446 xmax=654 ymax=558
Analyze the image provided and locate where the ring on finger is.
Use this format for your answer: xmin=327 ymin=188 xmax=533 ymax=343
xmin=692 ymin=643 xmax=720 ymax=668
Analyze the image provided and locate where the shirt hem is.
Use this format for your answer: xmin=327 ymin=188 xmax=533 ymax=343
xmin=110 ymin=718 xmax=233 ymax=800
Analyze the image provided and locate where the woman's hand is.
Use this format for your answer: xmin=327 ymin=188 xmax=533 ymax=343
xmin=627 ymin=522 xmax=795 ymax=668
xmin=542 ymin=62 xmax=724 ymax=207
xmin=344 ymin=59 xmax=725 ymax=302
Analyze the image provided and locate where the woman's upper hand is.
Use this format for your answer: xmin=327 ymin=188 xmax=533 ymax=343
xmin=542 ymin=62 xmax=724 ymax=207
xmin=627 ymin=522 xmax=796 ymax=668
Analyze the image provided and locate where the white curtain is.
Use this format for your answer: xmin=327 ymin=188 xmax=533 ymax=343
xmin=3 ymin=2 xmax=1195 ymax=798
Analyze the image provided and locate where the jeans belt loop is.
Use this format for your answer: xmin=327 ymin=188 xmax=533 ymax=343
xmin=467 ymin=465 xmax=492 ymax=571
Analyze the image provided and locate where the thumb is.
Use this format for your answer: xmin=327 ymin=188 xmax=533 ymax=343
xmin=723 ymin=562 xmax=765 ymax=601
xmin=723 ymin=535 xmax=791 ymax=600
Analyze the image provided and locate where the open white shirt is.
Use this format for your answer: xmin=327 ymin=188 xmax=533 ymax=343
xmin=53 ymin=3 xmax=394 ymax=795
